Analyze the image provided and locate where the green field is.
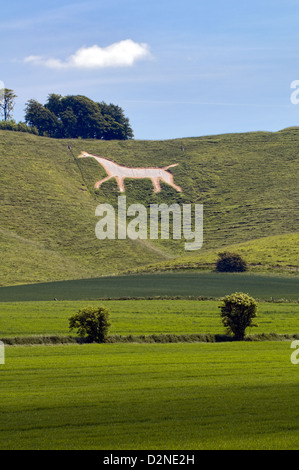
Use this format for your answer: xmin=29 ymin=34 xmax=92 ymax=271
xmin=1 ymin=299 xmax=299 ymax=339
xmin=0 ymin=272 xmax=297 ymax=302
xmin=1 ymin=292 xmax=298 ymax=450
xmin=1 ymin=342 xmax=298 ymax=450
xmin=1 ymin=279 xmax=298 ymax=450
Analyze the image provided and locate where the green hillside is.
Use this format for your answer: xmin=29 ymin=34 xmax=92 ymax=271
xmin=131 ymin=232 xmax=299 ymax=274
xmin=0 ymin=128 xmax=298 ymax=285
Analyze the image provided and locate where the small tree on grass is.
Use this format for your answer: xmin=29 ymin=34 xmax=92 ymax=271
xmin=219 ymin=292 xmax=258 ymax=340
xmin=216 ymin=252 xmax=248 ymax=272
xmin=69 ymin=306 xmax=111 ymax=343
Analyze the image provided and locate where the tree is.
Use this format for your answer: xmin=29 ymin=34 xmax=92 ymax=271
xmin=219 ymin=292 xmax=258 ymax=340
xmin=24 ymin=99 xmax=61 ymax=137
xmin=216 ymin=251 xmax=248 ymax=272
xmin=69 ymin=306 xmax=111 ymax=343
xmin=44 ymin=93 xmax=63 ymax=116
xmin=0 ymin=88 xmax=17 ymax=121
xmin=98 ymin=102 xmax=134 ymax=140
xmin=58 ymin=95 xmax=99 ymax=138
xmin=60 ymin=106 xmax=78 ymax=139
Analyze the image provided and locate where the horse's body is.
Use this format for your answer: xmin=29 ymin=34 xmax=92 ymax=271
xmin=78 ymin=151 xmax=182 ymax=193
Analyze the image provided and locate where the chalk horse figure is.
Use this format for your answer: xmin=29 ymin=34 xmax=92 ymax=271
xmin=78 ymin=151 xmax=182 ymax=193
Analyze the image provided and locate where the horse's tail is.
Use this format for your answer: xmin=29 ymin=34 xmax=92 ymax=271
xmin=163 ymin=163 xmax=179 ymax=171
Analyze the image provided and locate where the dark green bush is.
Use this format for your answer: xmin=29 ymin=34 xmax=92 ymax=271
xmin=0 ymin=120 xmax=38 ymax=135
xmin=69 ymin=306 xmax=111 ymax=343
xmin=216 ymin=251 xmax=248 ymax=272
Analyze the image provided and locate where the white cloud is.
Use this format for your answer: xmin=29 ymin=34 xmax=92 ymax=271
xmin=24 ymin=55 xmax=43 ymax=64
xmin=24 ymin=40 xmax=152 ymax=69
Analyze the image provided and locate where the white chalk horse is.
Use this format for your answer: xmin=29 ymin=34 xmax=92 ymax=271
xmin=78 ymin=151 xmax=182 ymax=193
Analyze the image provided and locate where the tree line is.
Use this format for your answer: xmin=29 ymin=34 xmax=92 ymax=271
xmin=0 ymin=88 xmax=134 ymax=140
xmin=68 ymin=290 xmax=258 ymax=344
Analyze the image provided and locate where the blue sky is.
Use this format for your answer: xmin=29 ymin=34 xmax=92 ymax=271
xmin=2 ymin=0 xmax=299 ymax=140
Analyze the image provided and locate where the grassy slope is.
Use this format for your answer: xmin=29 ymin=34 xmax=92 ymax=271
xmin=0 ymin=132 xmax=166 ymax=285
xmin=0 ymin=128 xmax=298 ymax=285
xmin=131 ymin=232 xmax=299 ymax=274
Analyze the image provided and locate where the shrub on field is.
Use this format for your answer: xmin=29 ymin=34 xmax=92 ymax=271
xmin=69 ymin=306 xmax=111 ymax=343
xmin=216 ymin=252 xmax=248 ymax=272
xmin=219 ymin=292 xmax=258 ymax=341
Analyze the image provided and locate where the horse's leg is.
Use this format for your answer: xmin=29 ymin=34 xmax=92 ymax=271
xmin=151 ymin=178 xmax=161 ymax=193
xmin=116 ymin=177 xmax=125 ymax=192
xmin=94 ymin=175 xmax=112 ymax=189
xmin=163 ymin=176 xmax=182 ymax=192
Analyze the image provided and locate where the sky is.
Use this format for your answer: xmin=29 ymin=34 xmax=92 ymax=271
xmin=2 ymin=0 xmax=299 ymax=140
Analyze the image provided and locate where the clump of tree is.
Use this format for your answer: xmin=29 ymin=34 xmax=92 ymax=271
xmin=69 ymin=306 xmax=111 ymax=343
xmin=24 ymin=94 xmax=134 ymax=140
xmin=219 ymin=292 xmax=258 ymax=340
xmin=216 ymin=251 xmax=248 ymax=272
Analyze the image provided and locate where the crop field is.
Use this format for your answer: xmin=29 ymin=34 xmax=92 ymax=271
xmin=0 ymin=342 xmax=298 ymax=450
xmin=1 ymin=294 xmax=299 ymax=450
xmin=0 ymin=272 xmax=298 ymax=302
xmin=1 ymin=299 xmax=299 ymax=339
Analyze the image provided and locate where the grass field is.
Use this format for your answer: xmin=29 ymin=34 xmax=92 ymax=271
xmin=1 ymin=285 xmax=298 ymax=450
xmin=0 ymin=272 xmax=297 ymax=302
xmin=1 ymin=299 xmax=299 ymax=339
xmin=1 ymin=342 xmax=298 ymax=450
